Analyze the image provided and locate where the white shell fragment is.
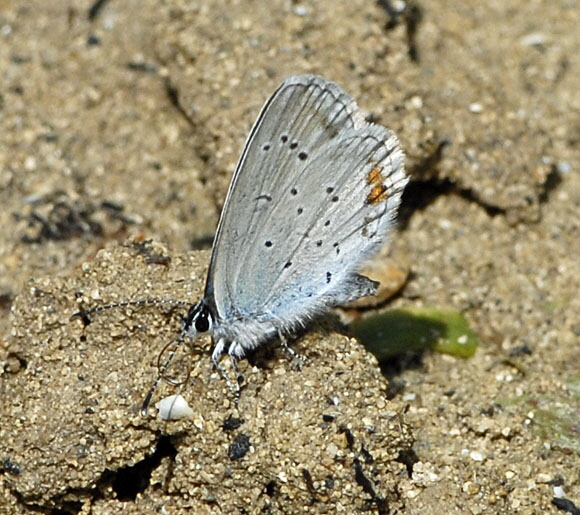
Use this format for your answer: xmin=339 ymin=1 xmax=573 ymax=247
xmin=155 ymin=394 xmax=194 ymax=420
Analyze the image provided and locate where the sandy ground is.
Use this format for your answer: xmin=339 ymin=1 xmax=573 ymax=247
xmin=1 ymin=0 xmax=579 ymax=513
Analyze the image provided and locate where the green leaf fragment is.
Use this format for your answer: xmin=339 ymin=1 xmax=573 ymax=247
xmin=351 ymin=306 xmax=479 ymax=360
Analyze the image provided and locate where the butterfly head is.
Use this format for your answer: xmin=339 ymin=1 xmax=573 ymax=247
xmin=182 ymin=300 xmax=213 ymax=338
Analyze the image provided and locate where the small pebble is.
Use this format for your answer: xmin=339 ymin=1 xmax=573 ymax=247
xmin=156 ymin=394 xmax=194 ymax=420
xmin=469 ymin=450 xmax=484 ymax=462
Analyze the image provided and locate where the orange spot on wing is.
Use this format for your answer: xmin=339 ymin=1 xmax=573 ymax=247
xmin=366 ymin=165 xmax=388 ymax=204
xmin=367 ymin=184 xmax=388 ymax=205
xmin=367 ymin=165 xmax=383 ymax=185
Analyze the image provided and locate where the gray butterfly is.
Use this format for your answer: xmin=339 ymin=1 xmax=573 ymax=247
xmin=185 ymin=74 xmax=407 ymax=383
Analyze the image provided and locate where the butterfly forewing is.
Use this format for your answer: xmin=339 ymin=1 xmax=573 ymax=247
xmin=206 ymin=75 xmax=406 ymax=324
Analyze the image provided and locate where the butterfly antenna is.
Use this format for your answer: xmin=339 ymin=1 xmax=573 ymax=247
xmin=71 ymin=298 xmax=191 ymax=324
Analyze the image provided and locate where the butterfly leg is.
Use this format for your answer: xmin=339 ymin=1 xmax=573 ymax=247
xmin=212 ymin=339 xmax=235 ymax=390
xmin=228 ymin=342 xmax=246 ymax=401
xmin=278 ymin=330 xmax=308 ymax=370
xmin=212 ymin=339 xmax=242 ymax=401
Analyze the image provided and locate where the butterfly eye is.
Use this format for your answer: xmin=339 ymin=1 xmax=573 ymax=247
xmin=184 ymin=302 xmax=212 ymax=336
xmin=195 ymin=307 xmax=212 ymax=333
